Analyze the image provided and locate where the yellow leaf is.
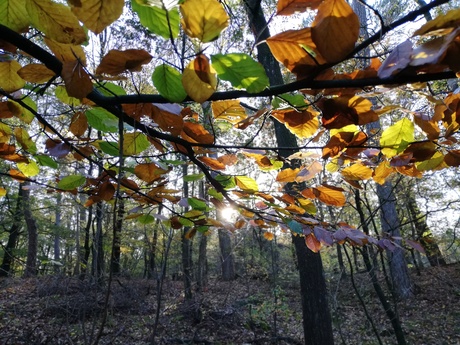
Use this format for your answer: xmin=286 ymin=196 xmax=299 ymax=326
xmin=276 ymin=168 xmax=300 ymax=183
xmin=276 ymin=0 xmax=321 ymax=15
xmin=286 ymin=204 xmax=306 ymax=214
xmin=372 ymin=160 xmax=395 ymax=185
xmin=0 ymin=122 xmax=12 ymax=143
xmin=0 ymin=0 xmax=29 ymax=32
xmin=61 ymin=60 xmax=93 ymax=100
xmin=70 ymin=0 xmax=124 ymax=34
xmin=415 ymin=151 xmax=445 ymax=171
xmin=182 ymin=54 xmax=217 ymax=103
xmin=0 ymin=60 xmax=25 ymax=92
xmin=341 ymin=162 xmax=373 ymax=181
xmin=180 ymin=0 xmax=229 ymax=42
xmin=96 ymin=49 xmax=153 ymax=75
xmin=272 ymin=109 xmax=319 ymax=139
xmin=44 ymin=37 xmax=87 ymax=64
xmin=14 ymin=127 xmax=36 ymax=154
xmin=413 ymin=8 xmax=460 ymax=37
xmin=0 ymin=187 xmax=6 ymax=197
xmin=235 ymin=176 xmax=258 ymax=192
xmin=17 ymin=64 xmax=55 ymax=83
xmin=311 ymin=0 xmax=359 ymax=63
xmin=26 ymin=0 xmax=87 ymax=44
xmin=211 ymin=100 xmax=247 ymax=124
xmin=297 ymin=198 xmax=317 ymax=215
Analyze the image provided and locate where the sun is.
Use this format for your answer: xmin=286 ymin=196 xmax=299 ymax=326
xmin=220 ymin=207 xmax=237 ymax=220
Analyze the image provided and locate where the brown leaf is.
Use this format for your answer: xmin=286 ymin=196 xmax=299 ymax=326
xmin=69 ymin=111 xmax=88 ymax=137
xmin=197 ymin=156 xmax=226 ymax=170
xmin=61 ymin=60 xmax=93 ymax=99
xmin=413 ymin=8 xmax=460 ymax=37
xmin=44 ymin=37 xmax=87 ymax=64
xmin=319 ymin=96 xmax=378 ymax=129
xmin=46 ymin=139 xmax=71 ymax=158
xmin=378 ymin=40 xmax=413 ymax=79
xmin=276 ymin=168 xmax=300 ymax=183
xmin=313 ymin=184 xmax=346 ymax=207
xmin=134 ymin=163 xmax=169 ymax=184
xmin=272 ymin=108 xmax=319 ymax=139
xmin=444 ymin=149 xmax=460 ymax=167
xmin=311 ymin=0 xmax=359 ymax=63
xmin=17 ymin=64 xmax=55 ymax=83
xmin=181 ymin=122 xmax=214 ymax=144
xmin=305 ymin=233 xmax=322 ymax=252
xmin=96 ymin=49 xmax=153 ymax=75
xmin=151 ymin=105 xmax=184 ymax=136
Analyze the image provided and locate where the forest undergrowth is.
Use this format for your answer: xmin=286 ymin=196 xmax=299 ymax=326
xmin=0 ymin=263 xmax=459 ymax=345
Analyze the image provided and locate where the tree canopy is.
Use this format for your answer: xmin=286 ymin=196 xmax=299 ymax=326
xmin=0 ymin=0 xmax=459 ymax=253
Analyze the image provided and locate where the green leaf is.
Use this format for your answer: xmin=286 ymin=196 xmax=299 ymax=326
xmin=55 ymin=85 xmax=81 ymax=106
xmin=132 ymin=0 xmax=179 ymax=39
xmin=179 ymin=217 xmax=194 ymax=227
xmin=14 ymin=97 xmax=36 ymax=124
xmin=287 ymin=220 xmax=303 ymax=234
xmin=57 ymin=174 xmax=86 ymax=190
xmin=152 ymin=64 xmax=187 ymax=102
xmin=95 ymin=82 xmax=127 ymax=96
xmin=183 ymin=173 xmax=205 ymax=182
xmin=208 ymin=188 xmax=223 ymax=201
xmin=85 ymin=108 xmax=119 ymax=133
xmin=259 ymin=159 xmax=283 ymax=172
xmin=35 ymin=154 xmax=58 ymax=169
xmin=235 ymin=175 xmax=258 ymax=192
xmin=188 ymin=197 xmax=208 ymax=211
xmin=215 ymin=174 xmax=236 ymax=190
xmin=17 ymin=160 xmax=39 ymax=177
xmin=138 ymin=214 xmax=155 ymax=224
xmin=99 ymin=141 xmax=120 ymax=156
xmin=123 ymin=132 xmax=150 ymax=155
xmin=380 ymin=118 xmax=414 ymax=158
xmin=211 ymin=53 xmax=269 ymax=93
xmin=272 ymin=93 xmax=307 ymax=109
xmin=0 ymin=0 xmax=30 ymax=32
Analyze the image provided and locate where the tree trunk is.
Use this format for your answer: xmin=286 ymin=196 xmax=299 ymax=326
xmin=377 ymin=181 xmax=414 ymax=299
xmin=197 ymin=181 xmax=208 ymax=291
xmin=182 ymin=163 xmax=193 ymax=299
xmin=54 ymin=192 xmax=62 ymax=274
xmin=244 ymin=1 xmax=334 ymax=344
xmin=218 ymin=228 xmax=235 ymax=281
xmin=23 ymin=181 xmax=38 ymax=278
xmin=0 ymin=184 xmax=24 ymax=277
xmin=92 ymin=201 xmax=105 ymax=281
xmin=110 ymin=198 xmax=124 ymax=275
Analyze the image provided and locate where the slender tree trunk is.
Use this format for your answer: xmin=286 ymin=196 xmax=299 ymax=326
xmin=197 ymin=181 xmax=208 ymax=291
xmin=92 ymin=201 xmax=105 ymax=281
xmin=182 ymin=164 xmax=193 ymax=299
xmin=23 ymin=181 xmax=38 ymax=278
xmin=218 ymin=228 xmax=235 ymax=281
xmin=244 ymin=1 xmax=334 ymax=343
xmin=0 ymin=184 xmax=24 ymax=277
xmin=110 ymin=198 xmax=124 ymax=275
xmin=54 ymin=192 xmax=62 ymax=273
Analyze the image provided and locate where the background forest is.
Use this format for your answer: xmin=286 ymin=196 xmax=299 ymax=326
xmin=0 ymin=0 xmax=460 ymax=344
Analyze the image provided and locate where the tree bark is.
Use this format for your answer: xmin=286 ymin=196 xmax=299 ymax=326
xmin=0 ymin=184 xmax=24 ymax=277
xmin=182 ymin=163 xmax=193 ymax=299
xmin=110 ymin=198 xmax=124 ymax=275
xmin=218 ymin=228 xmax=235 ymax=281
xmin=23 ymin=181 xmax=38 ymax=278
xmin=53 ymin=192 xmax=62 ymax=273
xmin=244 ymin=1 xmax=334 ymax=344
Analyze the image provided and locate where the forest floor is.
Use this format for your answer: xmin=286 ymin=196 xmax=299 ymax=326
xmin=0 ymin=263 xmax=459 ymax=345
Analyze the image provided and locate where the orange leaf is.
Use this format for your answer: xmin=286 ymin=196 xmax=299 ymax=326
xmin=17 ymin=64 xmax=55 ymax=83
xmin=341 ymin=162 xmax=373 ymax=181
xmin=276 ymin=168 xmax=300 ymax=182
xmin=69 ymin=111 xmax=88 ymax=137
xmin=217 ymin=154 xmax=238 ymax=166
xmin=319 ymin=96 xmax=378 ymax=129
xmin=413 ymin=112 xmax=440 ymax=141
xmin=211 ymin=100 xmax=247 ymax=124
xmin=311 ymin=0 xmax=359 ymax=63
xmin=286 ymin=204 xmax=306 ymax=214
xmin=263 ymin=232 xmax=275 ymax=241
xmin=277 ymin=0 xmax=321 ymax=15
xmin=305 ymin=233 xmax=322 ymax=252
xmin=96 ymin=49 xmax=152 ymax=75
xmin=373 ymin=160 xmax=395 ymax=185
xmin=151 ymin=105 xmax=184 ymax=136
xmin=272 ymin=109 xmax=319 ymax=139
xmin=97 ymin=181 xmax=115 ymax=201
xmin=266 ymin=27 xmax=326 ymax=79
xmin=198 ymin=156 xmax=226 ymax=170
xmin=134 ymin=163 xmax=169 ymax=184
xmin=10 ymin=169 xmax=28 ymax=182
xmin=181 ymin=122 xmax=214 ymax=144
xmin=296 ymin=161 xmax=322 ymax=182
xmin=61 ymin=60 xmax=93 ymax=100
xmin=313 ymin=184 xmax=346 ymax=206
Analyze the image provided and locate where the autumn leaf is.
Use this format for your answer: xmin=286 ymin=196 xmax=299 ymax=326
xmin=150 ymin=104 xmax=184 ymax=136
xmin=26 ymin=0 xmax=86 ymax=44
xmin=44 ymin=37 xmax=87 ymax=64
xmin=341 ymin=162 xmax=373 ymax=181
xmin=182 ymin=54 xmax=217 ymax=103
xmin=0 ymin=60 xmax=25 ymax=92
xmin=378 ymin=40 xmax=412 ymax=79
xmin=212 ymin=100 xmax=247 ymax=124
xmin=235 ymin=176 xmax=258 ymax=192
xmin=380 ymin=118 xmax=414 ymax=158
xmin=305 ymin=233 xmax=322 ymax=252
xmin=96 ymin=49 xmax=153 ymax=75
xmin=14 ymin=128 xmax=37 ymax=154
xmin=70 ymin=0 xmax=124 ymax=35
xmin=444 ymin=149 xmax=460 ymax=167
xmin=313 ymin=184 xmax=346 ymax=207
xmin=61 ymin=60 xmax=93 ymax=100
xmin=180 ymin=0 xmax=229 ymax=42
xmin=413 ymin=112 xmax=440 ymax=140
xmin=311 ymin=0 xmax=359 ymax=63
xmin=372 ymin=160 xmax=395 ymax=185
xmin=122 ymin=132 xmax=150 ymax=155
xmin=276 ymin=168 xmax=300 ymax=183
xmin=413 ymin=8 xmax=460 ymax=37
xmin=197 ymin=156 xmax=226 ymax=171
xmin=17 ymin=64 xmax=55 ymax=83
xmin=319 ymin=96 xmax=378 ymax=129
xmin=134 ymin=163 xmax=169 ymax=184
xmin=272 ymin=109 xmax=319 ymax=139
xmin=276 ymin=0 xmax=321 ymax=15
xmin=69 ymin=111 xmax=88 ymax=137
xmin=263 ymin=232 xmax=275 ymax=241
xmin=181 ymin=122 xmax=214 ymax=144
xmin=266 ymin=27 xmax=326 ymax=79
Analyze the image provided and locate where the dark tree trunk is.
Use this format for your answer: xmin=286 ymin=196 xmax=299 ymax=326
xmin=0 ymin=184 xmax=24 ymax=277
xmin=92 ymin=201 xmax=105 ymax=281
xmin=243 ymin=1 xmax=334 ymax=343
xmin=197 ymin=181 xmax=208 ymax=291
xmin=182 ymin=164 xmax=193 ymax=299
xmin=23 ymin=181 xmax=38 ymax=278
xmin=218 ymin=228 xmax=235 ymax=281
xmin=110 ymin=198 xmax=124 ymax=275
xmin=54 ymin=192 xmax=62 ymax=273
